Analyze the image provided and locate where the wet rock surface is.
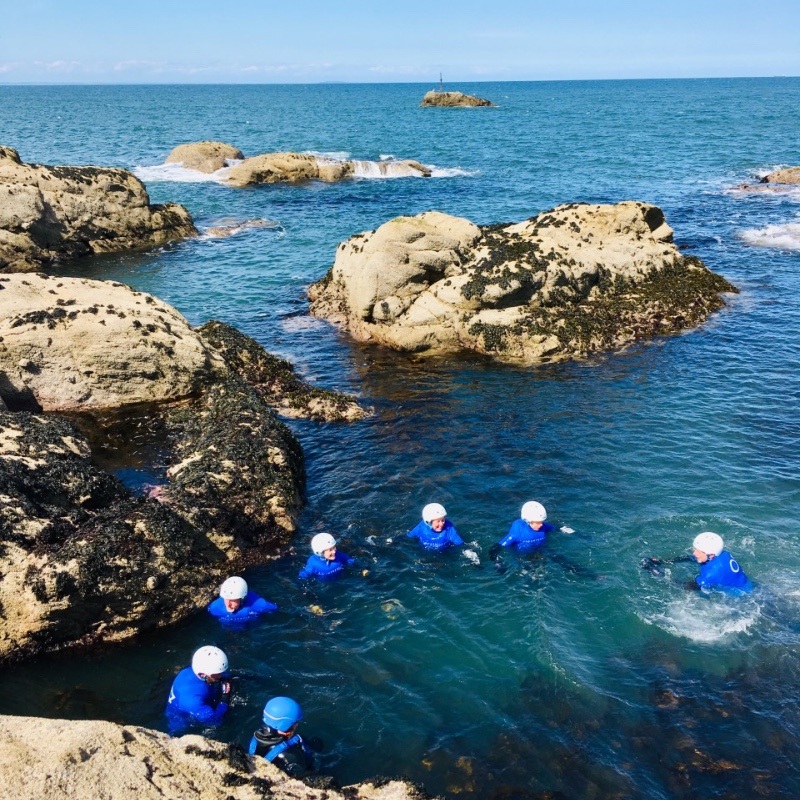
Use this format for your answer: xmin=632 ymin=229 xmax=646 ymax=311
xmin=760 ymin=166 xmax=800 ymax=184
xmin=0 ymin=278 xmax=371 ymax=664
xmin=198 ymin=320 xmax=369 ymax=421
xmin=309 ymin=202 xmax=736 ymax=364
xmin=0 ymin=146 xmax=196 ymax=273
xmin=0 ymin=714 xmax=435 ymax=800
xmin=420 ymin=90 xmax=494 ymax=107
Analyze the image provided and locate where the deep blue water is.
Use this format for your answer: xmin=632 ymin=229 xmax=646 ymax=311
xmin=2 ymin=80 xmax=800 ymax=798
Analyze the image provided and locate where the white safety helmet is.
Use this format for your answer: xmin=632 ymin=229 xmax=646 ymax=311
xmin=191 ymin=645 xmax=229 ymax=678
xmin=693 ymin=531 xmax=724 ymax=557
xmin=311 ymin=532 xmax=337 ymax=555
xmin=422 ymin=503 xmax=447 ymax=524
xmin=219 ymin=576 xmax=248 ymax=600
xmin=521 ymin=501 xmax=547 ymax=523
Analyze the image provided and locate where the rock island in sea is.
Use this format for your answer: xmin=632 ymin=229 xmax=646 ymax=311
xmin=420 ymin=90 xmax=494 ymax=107
xmin=309 ymin=201 xmax=736 ymax=364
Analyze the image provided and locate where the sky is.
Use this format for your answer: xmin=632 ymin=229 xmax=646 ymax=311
xmin=1 ymin=0 xmax=798 ymax=84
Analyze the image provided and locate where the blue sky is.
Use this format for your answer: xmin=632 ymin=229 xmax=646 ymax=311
xmin=1 ymin=0 xmax=798 ymax=83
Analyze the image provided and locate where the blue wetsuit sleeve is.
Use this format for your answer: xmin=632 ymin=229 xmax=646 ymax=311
xmin=192 ymin=700 xmax=229 ymax=725
xmin=207 ymin=598 xmax=225 ymax=618
xmin=343 ymin=553 xmax=357 ymax=566
xmin=407 ymin=522 xmax=422 ymax=540
xmin=448 ymin=525 xmax=464 ymax=546
xmin=498 ymin=522 xmax=518 ymax=547
xmin=251 ymin=596 xmax=278 ymax=614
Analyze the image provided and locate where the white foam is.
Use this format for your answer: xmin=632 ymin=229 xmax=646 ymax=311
xmin=279 ymin=315 xmax=327 ymax=333
xmin=740 ymin=219 xmax=800 ymax=250
xmin=428 ymin=165 xmax=479 ymax=178
xmin=350 ymin=159 xmax=429 ymax=179
xmin=463 ymin=548 xmax=480 ymax=566
xmin=199 ymin=218 xmax=281 ymax=240
xmin=642 ymin=596 xmax=760 ymax=643
xmin=133 ymin=161 xmax=236 ymax=184
xmin=303 ymin=150 xmax=351 ymax=161
xmin=379 ymin=154 xmax=395 ymax=161
xmin=560 ymin=526 xmax=575 ymax=534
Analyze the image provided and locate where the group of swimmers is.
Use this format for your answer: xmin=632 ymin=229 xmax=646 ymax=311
xmin=165 ymin=499 xmax=752 ymax=776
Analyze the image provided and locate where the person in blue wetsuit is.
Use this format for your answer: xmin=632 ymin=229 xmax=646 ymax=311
xmin=298 ymin=533 xmax=356 ymax=581
xmin=407 ymin=503 xmax=463 ymax=552
xmin=497 ymin=501 xmax=555 ymax=553
xmin=207 ymin=576 xmax=277 ymax=627
xmin=165 ymin=646 xmax=232 ymax=734
xmin=248 ymin=696 xmax=316 ymax=777
xmin=691 ymin=531 xmax=752 ymax=594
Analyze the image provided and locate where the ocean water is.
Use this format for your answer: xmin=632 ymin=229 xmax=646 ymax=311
xmin=2 ymin=79 xmax=800 ymax=798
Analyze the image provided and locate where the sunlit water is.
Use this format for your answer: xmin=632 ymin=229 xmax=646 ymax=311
xmin=2 ymin=80 xmax=800 ymax=798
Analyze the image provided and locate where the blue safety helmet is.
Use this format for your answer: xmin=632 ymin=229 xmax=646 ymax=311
xmin=262 ymin=696 xmax=303 ymax=732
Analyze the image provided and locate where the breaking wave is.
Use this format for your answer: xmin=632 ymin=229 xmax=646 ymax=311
xmin=740 ymin=218 xmax=800 ymax=250
xmin=133 ymin=162 xmax=238 ymax=183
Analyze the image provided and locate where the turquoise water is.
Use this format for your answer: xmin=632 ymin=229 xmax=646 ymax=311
xmin=2 ymin=80 xmax=800 ymax=798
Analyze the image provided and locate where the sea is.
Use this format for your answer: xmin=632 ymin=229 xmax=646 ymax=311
xmin=1 ymin=79 xmax=800 ymax=799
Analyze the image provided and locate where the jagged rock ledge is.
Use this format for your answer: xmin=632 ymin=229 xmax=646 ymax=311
xmin=0 ymin=146 xmax=196 ymax=273
xmin=420 ymin=90 xmax=494 ymax=107
xmin=760 ymin=166 xmax=800 ymax=185
xmin=0 ymin=274 xmax=368 ymax=665
xmin=0 ymin=715 xmax=435 ymax=800
xmin=163 ymin=142 xmax=431 ymax=185
xmin=308 ymin=202 xmax=737 ymax=364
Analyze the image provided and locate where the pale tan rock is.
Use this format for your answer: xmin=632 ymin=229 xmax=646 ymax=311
xmin=0 ymin=273 xmax=221 ymax=411
xmin=310 ymin=202 xmax=736 ymax=363
xmin=0 ymin=146 xmax=196 ymax=273
xmin=420 ymin=90 xmax=494 ymax=107
xmin=0 ymin=715 xmax=434 ymax=800
xmin=761 ymin=166 xmax=800 ymax=184
xmin=226 ymin=152 xmax=341 ymax=186
xmin=164 ymin=141 xmax=244 ymax=173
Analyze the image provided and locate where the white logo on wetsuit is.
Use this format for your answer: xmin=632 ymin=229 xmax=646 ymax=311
xmin=730 ymin=558 xmax=740 ymax=573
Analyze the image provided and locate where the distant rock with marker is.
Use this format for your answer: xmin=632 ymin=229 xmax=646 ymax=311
xmin=420 ymin=90 xmax=494 ymax=107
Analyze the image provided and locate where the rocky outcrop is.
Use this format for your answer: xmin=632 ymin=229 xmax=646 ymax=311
xmin=309 ymin=202 xmax=736 ymax=364
xmin=0 ymin=273 xmax=221 ymax=412
xmin=420 ymin=90 xmax=494 ymax=107
xmin=0 ymin=146 xmax=196 ymax=273
xmin=165 ymin=141 xmax=244 ymax=173
xmin=0 ymin=715 xmax=434 ymax=800
xmin=226 ymin=153 xmax=430 ymax=186
xmin=0 ymin=276 xmax=367 ymax=664
xmin=760 ymin=166 xmax=800 ymax=184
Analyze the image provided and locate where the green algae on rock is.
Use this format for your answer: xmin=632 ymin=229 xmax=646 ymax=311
xmin=308 ymin=202 xmax=737 ymax=364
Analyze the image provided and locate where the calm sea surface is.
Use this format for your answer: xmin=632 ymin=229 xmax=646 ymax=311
xmin=2 ymin=80 xmax=800 ymax=798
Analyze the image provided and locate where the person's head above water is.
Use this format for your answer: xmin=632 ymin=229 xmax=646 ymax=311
xmin=422 ymin=503 xmax=447 ymax=532
xmin=311 ymin=532 xmax=337 ymax=560
xmin=191 ymin=645 xmax=228 ymax=682
xmin=521 ymin=501 xmax=547 ymax=530
xmin=219 ymin=576 xmax=248 ymax=613
xmin=692 ymin=531 xmax=724 ymax=563
xmin=262 ymin=696 xmax=303 ymax=735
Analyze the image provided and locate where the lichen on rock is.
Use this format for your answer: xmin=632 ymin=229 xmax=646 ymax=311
xmin=0 ymin=146 xmax=197 ymax=273
xmin=309 ymin=202 xmax=737 ymax=364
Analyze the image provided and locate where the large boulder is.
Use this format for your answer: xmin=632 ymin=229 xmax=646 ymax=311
xmin=0 ymin=146 xmax=196 ymax=273
xmin=0 ymin=715 xmax=432 ymax=800
xmin=420 ymin=90 xmax=494 ymax=107
xmin=309 ymin=202 xmax=737 ymax=363
xmin=0 ymin=273 xmax=221 ymax=412
xmin=164 ymin=141 xmax=244 ymax=173
xmin=227 ymin=152 xmax=354 ymax=187
xmin=760 ymin=166 xmax=800 ymax=184
xmin=0 ymin=276 xmax=368 ymax=664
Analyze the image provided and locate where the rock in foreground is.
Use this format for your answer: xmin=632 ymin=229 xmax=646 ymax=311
xmin=165 ymin=141 xmax=244 ymax=173
xmin=760 ymin=166 xmax=800 ymax=184
xmin=309 ymin=202 xmax=736 ymax=364
xmin=420 ymin=90 xmax=494 ymax=107
xmin=0 ymin=146 xmax=196 ymax=273
xmin=0 ymin=715 xmax=434 ymax=800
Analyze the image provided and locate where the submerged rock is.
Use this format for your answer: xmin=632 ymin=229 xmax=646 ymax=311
xmin=309 ymin=202 xmax=737 ymax=364
xmin=0 ymin=276 xmax=367 ymax=664
xmin=420 ymin=90 xmax=494 ymax=107
xmin=164 ymin=141 xmax=244 ymax=173
xmin=0 ymin=146 xmax=196 ymax=273
xmin=0 ymin=714 xmax=434 ymax=800
xmin=760 ymin=166 xmax=800 ymax=184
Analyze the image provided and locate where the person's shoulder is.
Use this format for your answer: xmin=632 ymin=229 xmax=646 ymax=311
xmin=207 ymin=597 xmax=226 ymax=616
